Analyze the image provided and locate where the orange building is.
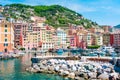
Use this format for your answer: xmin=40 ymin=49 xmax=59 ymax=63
xmin=0 ymin=19 xmax=14 ymax=53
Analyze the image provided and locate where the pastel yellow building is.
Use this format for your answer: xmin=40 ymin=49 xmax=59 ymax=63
xmin=96 ymin=34 xmax=103 ymax=46
xmin=0 ymin=20 xmax=14 ymax=53
xmin=103 ymin=32 xmax=111 ymax=46
xmin=40 ymin=27 xmax=54 ymax=50
xmin=24 ymin=31 xmax=39 ymax=50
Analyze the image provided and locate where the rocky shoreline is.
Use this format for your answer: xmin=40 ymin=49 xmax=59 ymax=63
xmin=26 ymin=58 xmax=120 ymax=80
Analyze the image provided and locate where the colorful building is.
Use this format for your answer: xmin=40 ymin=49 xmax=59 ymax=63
xmin=86 ymin=33 xmax=92 ymax=46
xmin=110 ymin=34 xmax=114 ymax=46
xmin=103 ymin=33 xmax=111 ymax=46
xmin=77 ymin=32 xmax=87 ymax=49
xmin=112 ymin=31 xmax=120 ymax=52
xmin=56 ymin=28 xmax=67 ymax=48
xmin=14 ymin=23 xmax=28 ymax=48
xmin=111 ymin=31 xmax=120 ymax=47
xmin=0 ymin=19 xmax=14 ymax=53
xmin=40 ymin=26 xmax=54 ymax=50
xmin=70 ymin=34 xmax=77 ymax=48
xmin=24 ymin=31 xmax=39 ymax=50
xmin=95 ymin=33 xmax=103 ymax=46
xmin=101 ymin=25 xmax=113 ymax=32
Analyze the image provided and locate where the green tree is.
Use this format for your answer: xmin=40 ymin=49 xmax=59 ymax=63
xmin=87 ymin=45 xmax=100 ymax=49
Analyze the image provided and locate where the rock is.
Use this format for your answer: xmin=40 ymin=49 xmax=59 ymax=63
xmin=37 ymin=63 xmax=42 ymax=66
xmin=61 ymin=64 xmax=68 ymax=70
xmin=33 ymin=64 xmax=38 ymax=68
xmin=62 ymin=71 xmax=69 ymax=76
xmin=105 ymin=68 xmax=111 ymax=73
xmin=88 ymin=72 xmax=97 ymax=79
xmin=32 ymin=64 xmax=40 ymax=71
xmin=71 ymin=65 xmax=77 ymax=71
xmin=77 ymin=72 xmax=88 ymax=79
xmin=39 ymin=64 xmax=45 ymax=69
xmin=68 ymin=72 xmax=75 ymax=79
xmin=30 ymin=67 xmax=38 ymax=73
xmin=48 ymin=66 xmax=54 ymax=71
xmin=74 ymin=71 xmax=79 ymax=76
xmin=75 ymin=77 xmax=84 ymax=80
xmin=54 ymin=66 xmax=60 ymax=72
xmin=26 ymin=67 xmax=32 ymax=72
xmin=47 ymin=71 xmax=53 ymax=74
xmin=43 ymin=66 xmax=48 ymax=71
xmin=42 ymin=60 xmax=47 ymax=65
xmin=98 ymin=73 xmax=109 ymax=80
xmin=84 ymin=64 xmax=94 ymax=71
xmin=27 ymin=59 xmax=119 ymax=80
xmin=110 ymin=72 xmax=119 ymax=79
xmin=59 ymin=69 xmax=64 ymax=76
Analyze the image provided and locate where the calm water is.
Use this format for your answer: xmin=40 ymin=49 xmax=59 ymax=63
xmin=0 ymin=53 xmax=69 ymax=80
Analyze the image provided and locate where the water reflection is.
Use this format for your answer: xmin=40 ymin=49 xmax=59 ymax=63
xmin=0 ymin=53 xmax=67 ymax=80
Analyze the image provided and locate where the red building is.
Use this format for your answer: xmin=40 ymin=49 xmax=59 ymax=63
xmin=113 ymin=31 xmax=120 ymax=46
xmin=14 ymin=23 xmax=28 ymax=48
xmin=110 ymin=34 xmax=114 ymax=46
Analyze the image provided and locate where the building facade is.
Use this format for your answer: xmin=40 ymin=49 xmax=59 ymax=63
xmin=0 ymin=20 xmax=14 ymax=53
xmin=103 ymin=33 xmax=111 ymax=46
xmin=95 ymin=33 xmax=103 ymax=46
xmin=14 ymin=23 xmax=28 ymax=48
xmin=24 ymin=31 xmax=39 ymax=50
xmin=40 ymin=27 xmax=54 ymax=51
xmin=113 ymin=31 xmax=120 ymax=46
xmin=56 ymin=28 xmax=67 ymax=48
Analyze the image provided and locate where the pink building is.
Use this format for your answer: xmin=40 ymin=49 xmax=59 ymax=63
xmin=14 ymin=23 xmax=28 ymax=48
xmin=69 ymin=33 xmax=77 ymax=48
xmin=113 ymin=31 xmax=120 ymax=46
xmin=68 ymin=25 xmax=87 ymax=49
xmin=77 ymin=32 xmax=87 ymax=49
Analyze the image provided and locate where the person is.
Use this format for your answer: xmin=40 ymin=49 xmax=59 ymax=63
xmin=34 ymin=53 xmax=37 ymax=57
xmin=97 ymin=53 xmax=100 ymax=58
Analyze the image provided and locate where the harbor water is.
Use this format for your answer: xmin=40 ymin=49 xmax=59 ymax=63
xmin=0 ymin=53 xmax=69 ymax=80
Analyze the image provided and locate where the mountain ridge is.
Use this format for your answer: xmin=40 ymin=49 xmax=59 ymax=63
xmin=2 ymin=4 xmax=99 ymax=28
xmin=114 ymin=24 xmax=120 ymax=28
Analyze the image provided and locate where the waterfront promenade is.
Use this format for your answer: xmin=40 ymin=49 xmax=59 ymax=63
xmin=33 ymin=55 xmax=120 ymax=59
xmin=31 ymin=55 xmax=120 ymax=62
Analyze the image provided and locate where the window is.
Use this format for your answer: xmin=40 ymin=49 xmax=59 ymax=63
xmin=5 ymin=34 xmax=7 ymax=37
xmin=4 ymin=43 xmax=8 ymax=46
xmin=5 ymin=39 xmax=7 ymax=42
xmin=5 ymin=24 xmax=7 ymax=28
xmin=5 ymin=29 xmax=7 ymax=32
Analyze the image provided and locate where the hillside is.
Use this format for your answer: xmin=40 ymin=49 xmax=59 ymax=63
xmin=114 ymin=24 xmax=120 ymax=28
xmin=2 ymin=4 xmax=99 ymax=28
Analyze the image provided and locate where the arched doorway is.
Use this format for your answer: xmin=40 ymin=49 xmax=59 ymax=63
xmin=4 ymin=48 xmax=8 ymax=52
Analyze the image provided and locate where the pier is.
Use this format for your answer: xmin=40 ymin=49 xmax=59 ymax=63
xmin=31 ymin=55 xmax=120 ymax=63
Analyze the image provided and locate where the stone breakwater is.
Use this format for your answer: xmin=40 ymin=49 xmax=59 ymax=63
xmin=26 ymin=59 xmax=120 ymax=80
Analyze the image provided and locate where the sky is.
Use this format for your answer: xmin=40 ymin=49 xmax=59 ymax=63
xmin=0 ymin=0 xmax=120 ymax=26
